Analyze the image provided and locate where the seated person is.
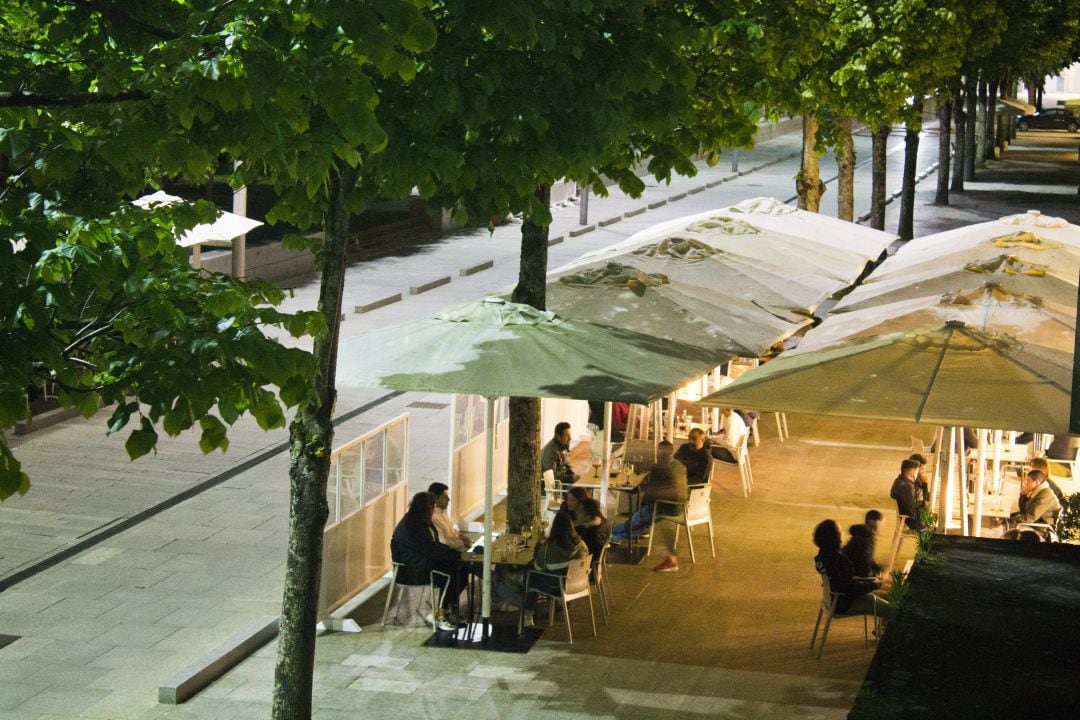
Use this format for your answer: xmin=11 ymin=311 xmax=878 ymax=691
xmin=908 ymin=454 xmax=931 ymax=509
xmin=710 ymin=408 xmax=748 ymax=463
xmin=675 ymin=428 xmax=712 ymax=485
xmin=1045 ymin=434 xmax=1080 ymax=476
xmin=611 ymin=440 xmax=688 ymax=542
xmin=559 ymin=486 xmax=591 ymax=515
xmin=492 ymin=510 xmax=588 ymax=624
xmin=427 ymin=482 xmax=472 ymax=552
xmin=813 ymin=519 xmax=890 ymax=619
xmin=574 ymin=496 xmax=611 ymax=559
xmin=541 ymin=421 xmax=577 ymax=491
xmin=890 ymin=458 xmax=923 ymax=531
xmin=1029 ymin=458 xmax=1066 ymax=504
xmin=1008 ymin=469 xmax=1062 ymax=540
xmin=390 ymin=491 xmax=468 ymax=628
xmin=842 ymin=509 xmax=884 ymax=578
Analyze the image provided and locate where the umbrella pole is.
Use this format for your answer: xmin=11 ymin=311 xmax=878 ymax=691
xmin=958 ymin=430 xmax=969 ymax=536
xmin=941 ymin=427 xmax=956 ymax=532
xmin=652 ymin=400 xmax=660 ymax=460
xmin=991 ymin=429 xmax=1002 ymax=496
xmin=481 ymin=397 xmax=495 ymax=638
xmin=974 ymin=429 xmax=987 ymax=537
xmin=601 ymin=402 xmax=612 ymax=516
xmin=666 ymin=392 xmax=677 ymax=442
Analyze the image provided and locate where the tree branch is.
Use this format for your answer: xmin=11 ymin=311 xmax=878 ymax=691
xmin=0 ymin=90 xmax=147 ymax=108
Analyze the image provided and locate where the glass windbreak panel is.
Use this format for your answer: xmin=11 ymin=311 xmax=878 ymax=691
xmin=495 ymin=397 xmax=509 ymax=425
xmin=453 ymin=394 xmax=471 ymax=448
xmin=470 ymin=395 xmax=487 ymax=438
xmin=385 ymin=421 xmax=407 ymax=490
xmin=363 ymin=434 xmax=385 ymax=505
xmin=325 ymin=457 xmax=340 ymax=527
xmin=338 ymin=445 xmax=363 ymax=517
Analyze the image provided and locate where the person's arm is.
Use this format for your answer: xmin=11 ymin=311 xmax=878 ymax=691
xmin=1013 ymin=489 xmax=1060 ymax=524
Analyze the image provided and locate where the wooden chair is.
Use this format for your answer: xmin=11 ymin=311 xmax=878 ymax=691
xmin=523 ymin=555 xmax=596 ymax=643
xmin=809 ymin=570 xmax=879 ymax=658
xmin=646 ymin=485 xmax=715 ymax=563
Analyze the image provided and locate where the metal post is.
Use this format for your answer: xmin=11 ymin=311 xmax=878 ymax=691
xmin=481 ymin=397 xmax=495 ymax=636
xmin=601 ymin=402 xmax=612 ymax=516
xmin=973 ymin=429 xmax=986 ymax=537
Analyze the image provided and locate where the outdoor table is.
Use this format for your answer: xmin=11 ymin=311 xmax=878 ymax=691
xmin=460 ymin=533 xmax=535 ymax=640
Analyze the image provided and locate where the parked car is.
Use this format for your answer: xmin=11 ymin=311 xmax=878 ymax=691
xmin=1017 ymin=108 xmax=1079 ymax=132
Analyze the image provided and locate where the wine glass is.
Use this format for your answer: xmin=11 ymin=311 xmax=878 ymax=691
xmin=592 ymin=460 xmax=602 ymax=478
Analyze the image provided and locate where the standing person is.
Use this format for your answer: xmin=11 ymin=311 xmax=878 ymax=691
xmin=427 ymin=482 xmax=472 ymax=552
xmin=541 ymin=421 xmax=577 ymax=488
xmin=890 ymin=459 xmax=923 ymax=531
xmin=842 ymin=509 xmax=884 ymax=578
xmin=610 ymin=440 xmax=688 ymax=571
xmin=813 ymin=519 xmax=890 ymax=619
xmin=390 ymin=491 xmax=467 ymax=630
xmin=710 ymin=408 xmax=748 ymax=463
xmin=1009 ymin=469 xmax=1062 ymax=540
xmin=675 ymin=428 xmax=712 ymax=486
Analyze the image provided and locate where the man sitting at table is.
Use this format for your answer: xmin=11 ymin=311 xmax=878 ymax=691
xmin=1029 ymin=458 xmax=1066 ymax=504
xmin=710 ymin=408 xmax=748 ymax=463
xmin=890 ymin=459 xmax=923 ymax=531
xmin=428 ymin=482 xmax=473 ymax=552
xmin=610 ymin=440 xmax=688 ymax=545
xmin=908 ymin=454 xmax=931 ymax=509
xmin=541 ymin=421 xmax=577 ymax=491
xmin=675 ymin=428 xmax=712 ymax=486
xmin=1008 ymin=469 xmax=1062 ymax=540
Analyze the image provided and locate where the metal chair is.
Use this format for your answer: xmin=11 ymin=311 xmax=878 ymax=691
xmin=809 ymin=570 xmax=879 ymax=659
xmin=590 ymin=544 xmax=613 ymax=621
xmin=882 ymin=514 xmax=917 ymax=576
xmin=646 ymin=485 xmax=715 ymax=563
xmin=708 ymin=436 xmax=754 ymax=497
xmin=1017 ymin=506 xmax=1066 ymax=542
xmin=523 ymin=555 xmax=596 ymax=643
xmin=381 ymin=562 xmax=449 ymax=631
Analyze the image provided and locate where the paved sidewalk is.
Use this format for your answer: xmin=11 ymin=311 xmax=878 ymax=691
xmin=0 ymin=123 xmax=1077 ymax=720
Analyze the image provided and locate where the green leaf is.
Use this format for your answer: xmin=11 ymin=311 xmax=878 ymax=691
xmin=125 ymin=420 xmax=159 ymax=461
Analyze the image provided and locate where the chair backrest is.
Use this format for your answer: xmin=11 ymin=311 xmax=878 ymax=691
xmin=564 ymin=555 xmax=593 ymax=597
xmin=910 ymin=436 xmax=926 ymax=455
xmin=592 ymin=544 xmax=610 ymax=583
xmin=542 ymin=469 xmax=556 ymax=493
xmin=818 ymin=570 xmax=840 ymax=613
xmin=686 ymin=485 xmax=712 ymax=523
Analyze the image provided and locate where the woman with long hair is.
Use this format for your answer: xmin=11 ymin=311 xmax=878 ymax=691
xmin=390 ymin=491 xmax=467 ymax=629
xmin=574 ymin=496 xmax=611 ymax=559
xmin=812 ymin=519 xmax=889 ymax=619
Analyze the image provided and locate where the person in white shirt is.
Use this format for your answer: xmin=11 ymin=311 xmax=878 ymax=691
xmin=710 ymin=408 xmax=748 ymax=463
xmin=428 ymin=482 xmax=472 ymax=552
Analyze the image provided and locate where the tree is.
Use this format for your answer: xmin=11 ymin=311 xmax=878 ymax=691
xmin=0 ymin=1 xmax=319 ymax=501
xmin=1 ymin=4 xmax=436 ymax=719
xmin=372 ymin=1 xmax=762 ymax=530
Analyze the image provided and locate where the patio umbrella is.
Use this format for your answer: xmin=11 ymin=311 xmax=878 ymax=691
xmin=699 ymin=321 xmax=1071 ymax=435
xmin=834 ymin=252 xmax=1079 ymax=314
xmin=336 ymin=297 xmax=723 ymax=629
xmin=133 ymin=190 xmax=262 ymax=248
xmin=544 ymin=254 xmax=812 ymax=356
xmin=801 ymin=287 xmax=1076 ymax=355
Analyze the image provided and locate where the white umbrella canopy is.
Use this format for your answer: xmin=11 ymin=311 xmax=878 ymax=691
xmin=133 ymin=190 xmax=262 ymax=247
xmin=804 ymin=287 xmax=1076 ymax=355
xmin=834 ymin=252 xmax=1080 ymax=314
xmin=700 ymin=321 xmax=1072 ymax=435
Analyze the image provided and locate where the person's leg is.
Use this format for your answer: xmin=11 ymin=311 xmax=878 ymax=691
xmin=711 ymin=446 xmax=736 ymax=463
xmin=652 ymin=515 xmax=679 ymax=571
xmin=612 ymin=503 xmax=655 ymax=540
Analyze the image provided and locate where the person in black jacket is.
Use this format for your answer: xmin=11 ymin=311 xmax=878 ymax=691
xmin=842 ymin=509 xmax=884 ymax=578
xmin=391 ymin=491 xmax=467 ymax=622
xmin=890 ymin=459 xmax=923 ymax=531
xmin=813 ymin=519 xmax=889 ymax=618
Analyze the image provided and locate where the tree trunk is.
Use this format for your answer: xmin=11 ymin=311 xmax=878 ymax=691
xmin=963 ymin=75 xmax=977 ymax=181
xmin=796 ymin=113 xmax=825 ymax=212
xmin=898 ymin=101 xmax=922 ymax=242
xmin=271 ymin=163 xmax=356 ymax=720
xmin=951 ymin=84 xmax=965 ymax=192
xmin=975 ymin=80 xmax=987 ymax=166
xmin=835 ymin=115 xmax=855 ymax=221
xmin=934 ymin=99 xmax=952 ymax=205
xmin=506 ymin=184 xmax=551 ymax=532
xmin=984 ymin=80 xmax=997 ymax=160
xmin=870 ymin=124 xmax=890 ymax=231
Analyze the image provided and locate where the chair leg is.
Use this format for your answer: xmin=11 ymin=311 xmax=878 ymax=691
xmin=587 ymin=595 xmax=597 ymax=637
xmin=685 ymin=510 xmax=696 ymax=564
xmin=563 ymin=598 xmax=573 ymax=644
xmin=548 ymin=596 xmax=556 ymax=626
xmin=646 ymin=510 xmax=657 ymax=556
xmin=863 ymin=614 xmax=869 ymax=649
xmin=817 ymin=613 xmax=834 ymax=659
xmin=751 ymin=418 xmax=760 ymax=447
xmin=673 ymin=524 xmax=681 ymax=550
xmin=707 ymin=518 xmax=717 ymax=558
xmin=381 ymin=573 xmax=399 ymax=625
xmin=810 ymin=607 xmax=824 ymax=652
xmin=775 ymin=413 xmax=784 ymax=442
xmin=597 ymin=584 xmax=607 ymax=624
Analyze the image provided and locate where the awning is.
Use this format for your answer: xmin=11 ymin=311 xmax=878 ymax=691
xmin=998 ymin=97 xmax=1036 ymax=116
